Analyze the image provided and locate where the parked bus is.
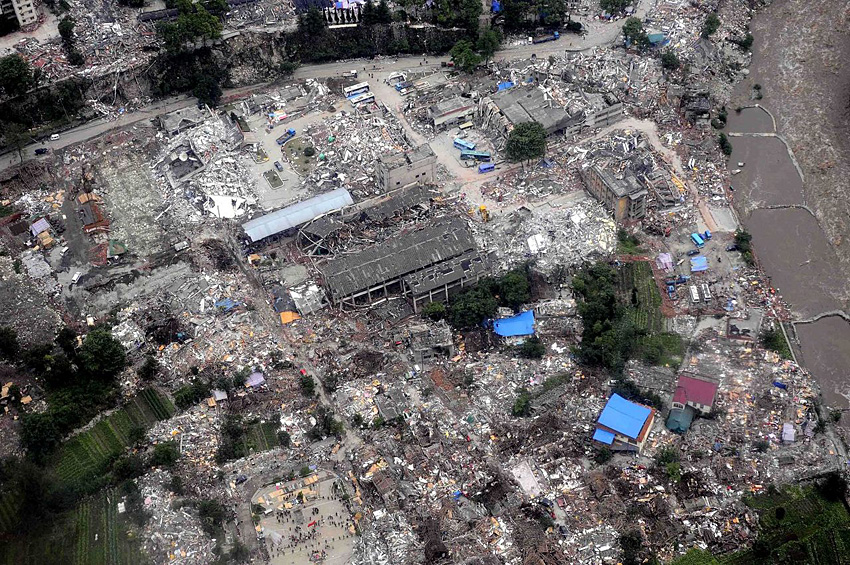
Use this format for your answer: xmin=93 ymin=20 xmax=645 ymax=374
xmin=349 ymin=92 xmax=375 ymax=106
xmin=689 ymin=285 xmax=700 ymax=303
xmin=343 ymin=82 xmax=370 ymax=97
xmin=453 ymin=138 xmax=476 ymax=151
xmin=690 ymin=232 xmax=705 ymax=247
xmin=458 ymin=121 xmax=473 ymax=131
xmin=460 ymin=151 xmax=491 ymax=162
xmin=700 ymin=283 xmax=712 ymax=302
xmin=478 ymin=162 xmax=495 ymax=173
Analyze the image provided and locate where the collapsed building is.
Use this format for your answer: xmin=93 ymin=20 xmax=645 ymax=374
xmin=317 ymin=217 xmax=491 ymax=311
xmin=479 ymin=87 xmax=583 ymax=138
xmin=579 ymin=164 xmax=647 ymax=223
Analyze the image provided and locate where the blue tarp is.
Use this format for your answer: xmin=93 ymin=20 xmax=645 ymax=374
xmin=597 ymin=393 xmax=652 ymax=440
xmin=592 ymin=428 xmax=615 ymax=445
xmin=492 ymin=310 xmax=535 ymax=337
xmin=497 ymin=81 xmax=514 ymax=91
xmin=491 ymin=0 xmax=501 ymax=12
xmin=666 ymin=407 xmax=695 ymax=434
xmin=215 ymin=298 xmax=241 ymax=311
xmin=690 ymin=256 xmax=708 ymax=272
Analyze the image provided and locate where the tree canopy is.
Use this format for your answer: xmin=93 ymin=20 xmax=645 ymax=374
xmin=450 ymin=40 xmax=482 ymax=73
xmin=622 ymin=17 xmax=648 ymax=48
xmin=78 ymin=328 xmax=127 ymax=381
xmin=476 ymin=29 xmax=501 ymax=62
xmin=0 ymin=54 xmax=34 ymax=97
xmin=506 ymin=121 xmax=547 ymax=164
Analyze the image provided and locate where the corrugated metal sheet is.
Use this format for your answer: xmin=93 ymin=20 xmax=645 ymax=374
xmin=242 ymin=189 xmax=353 ymax=242
xmin=597 ymin=394 xmax=652 ymax=440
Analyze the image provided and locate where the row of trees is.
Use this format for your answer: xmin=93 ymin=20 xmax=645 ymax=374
xmin=448 ymin=29 xmax=500 ymax=72
xmin=157 ymin=0 xmax=224 ymax=53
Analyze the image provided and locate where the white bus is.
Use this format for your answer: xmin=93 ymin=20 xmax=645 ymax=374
xmin=343 ymin=82 xmax=370 ymax=98
xmin=689 ymin=285 xmax=700 ymax=303
xmin=350 ymin=92 xmax=375 ymax=106
xmin=700 ymin=283 xmax=712 ymax=302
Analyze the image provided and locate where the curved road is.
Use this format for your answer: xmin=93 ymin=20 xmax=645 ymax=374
xmin=0 ymin=3 xmax=646 ymax=171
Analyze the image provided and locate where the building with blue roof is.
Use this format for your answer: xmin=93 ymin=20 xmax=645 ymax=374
xmin=593 ymin=393 xmax=656 ymax=453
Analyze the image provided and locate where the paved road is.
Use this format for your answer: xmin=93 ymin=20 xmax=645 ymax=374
xmin=0 ymin=3 xmax=646 ymax=172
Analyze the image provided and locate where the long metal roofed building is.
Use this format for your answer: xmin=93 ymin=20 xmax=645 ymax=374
xmin=242 ymin=189 xmax=354 ymax=243
xmin=318 ymin=217 xmax=491 ymax=310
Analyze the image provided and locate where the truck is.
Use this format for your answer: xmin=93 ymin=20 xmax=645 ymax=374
xmin=343 ymin=69 xmax=358 ymax=78
xmin=276 ymin=128 xmax=296 ymax=146
xmin=703 ymin=229 xmax=712 ymax=241
xmin=665 ymin=274 xmax=690 ymax=286
xmin=531 ymin=31 xmax=560 ymax=44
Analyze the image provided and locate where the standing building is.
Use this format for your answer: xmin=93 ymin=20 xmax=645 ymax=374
xmin=593 ymin=393 xmax=656 ymax=453
xmin=0 ymin=0 xmax=36 ymax=28
xmin=376 ymin=145 xmax=436 ymax=192
xmin=579 ymin=165 xmax=647 ymax=223
xmin=428 ymin=97 xmax=476 ymax=130
xmin=671 ymin=374 xmax=719 ymax=415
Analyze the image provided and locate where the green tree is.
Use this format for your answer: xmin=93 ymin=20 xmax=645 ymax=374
xmin=150 ymin=441 xmax=180 ymax=467
xmin=0 ymin=326 xmax=18 ymax=360
xmin=0 ymin=54 xmax=33 ymax=96
xmin=449 ymin=39 xmax=481 ymax=74
xmin=58 ymin=16 xmax=75 ymax=43
xmin=19 ymin=412 xmax=61 ymax=461
xmin=361 ymin=0 xmax=377 ymax=24
xmin=300 ymin=373 xmax=316 ymax=396
xmin=702 ymin=12 xmax=720 ymax=38
xmin=2 ymin=122 xmax=28 ymax=164
xmin=422 ymin=301 xmax=446 ymax=321
xmin=476 ymin=29 xmax=501 ymax=63
xmin=517 ymin=336 xmax=545 ymax=358
xmin=298 ymin=7 xmax=326 ymax=35
xmin=67 ymin=48 xmax=85 ymax=67
xmin=512 ymin=388 xmax=532 ymax=417
xmin=197 ymin=499 xmax=226 ymax=537
xmin=277 ymin=430 xmax=291 ymax=448
xmin=499 ymin=269 xmax=530 ymax=309
xmin=622 ymin=17 xmax=648 ymax=48
xmin=660 ymin=50 xmax=679 ymax=70
xmin=113 ymin=454 xmax=145 ymax=480
xmin=449 ymin=285 xmax=498 ymax=329
xmin=718 ymin=132 xmax=733 ymax=156
xmin=599 ymin=0 xmax=628 ymax=14
xmin=376 ymin=0 xmax=392 ymax=23
xmin=193 ymin=74 xmax=222 ymax=107
xmin=79 ymin=328 xmax=127 ymax=381
xmin=138 ymin=355 xmax=160 ymax=380
xmin=204 ymin=0 xmax=229 ymax=16
xmin=619 ymin=529 xmax=643 ymax=565
xmin=506 ymin=121 xmax=547 ymax=165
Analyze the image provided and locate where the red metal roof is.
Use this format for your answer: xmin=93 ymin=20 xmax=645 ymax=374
xmin=672 ymin=374 xmax=718 ymax=407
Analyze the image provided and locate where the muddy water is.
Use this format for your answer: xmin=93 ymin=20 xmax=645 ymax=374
xmin=727 ymin=93 xmax=850 ymax=408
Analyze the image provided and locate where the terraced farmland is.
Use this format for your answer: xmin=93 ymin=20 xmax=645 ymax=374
xmin=55 ymin=388 xmax=174 ymax=488
xmin=245 ymin=421 xmax=280 ymax=454
xmin=0 ymin=489 xmax=147 ymax=565
xmin=616 ymin=261 xmax=664 ymax=333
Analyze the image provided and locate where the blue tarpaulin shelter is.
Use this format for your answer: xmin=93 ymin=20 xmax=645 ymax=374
xmin=497 ymin=81 xmax=514 ymax=91
xmin=597 ymin=393 xmax=652 ymax=440
xmin=690 ymin=256 xmax=708 ymax=272
xmin=492 ymin=310 xmax=535 ymax=337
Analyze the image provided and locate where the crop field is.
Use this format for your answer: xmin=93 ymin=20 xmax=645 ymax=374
xmin=0 ymin=489 xmax=146 ymax=565
xmin=672 ymin=485 xmax=850 ymax=565
xmin=0 ymin=492 xmax=20 ymax=533
xmin=616 ymin=261 xmax=664 ymax=333
xmin=244 ymin=421 xmax=280 ymax=454
xmin=55 ymin=388 xmax=175 ymax=486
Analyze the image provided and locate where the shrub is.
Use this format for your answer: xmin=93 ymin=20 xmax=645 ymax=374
xmin=304 ymin=146 xmax=316 ymax=157
xmin=718 ymin=133 xmax=733 ymax=156
xmin=512 ymin=388 xmax=532 ymax=417
xmin=594 ymin=447 xmax=613 ymax=464
xmin=422 ymin=301 xmax=446 ymax=321
xmin=517 ymin=336 xmax=545 ymax=358
xmin=150 ymin=441 xmax=180 ymax=467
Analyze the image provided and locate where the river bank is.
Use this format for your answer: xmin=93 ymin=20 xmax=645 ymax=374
xmin=726 ymin=0 xmax=850 ymax=408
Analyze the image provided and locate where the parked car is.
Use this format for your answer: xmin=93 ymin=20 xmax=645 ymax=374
xmin=34 ymin=148 xmax=49 ymax=155
xmin=274 ymin=161 xmax=283 ymax=172
xmin=50 ymin=133 xmax=60 ymax=141
xmin=726 ymin=244 xmax=739 ymax=252
xmin=235 ymin=475 xmax=248 ymax=485
xmin=686 ymin=250 xmax=700 ymax=257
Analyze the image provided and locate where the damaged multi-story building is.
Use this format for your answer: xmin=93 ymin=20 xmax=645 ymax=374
xmin=376 ymin=144 xmax=437 ymax=192
xmin=579 ymin=164 xmax=647 ymax=222
xmin=317 ymin=217 xmax=491 ymax=311
xmin=0 ymin=0 xmax=36 ymax=28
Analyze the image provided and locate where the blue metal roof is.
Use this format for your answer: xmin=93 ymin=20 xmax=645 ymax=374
xmin=492 ymin=310 xmax=535 ymax=337
xmin=597 ymin=394 xmax=652 ymax=440
xmin=592 ymin=428 xmax=615 ymax=445
xmin=242 ymin=189 xmax=353 ymax=242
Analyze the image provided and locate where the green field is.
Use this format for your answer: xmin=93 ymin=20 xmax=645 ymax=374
xmin=672 ymin=485 xmax=850 ymax=565
xmin=54 ymin=388 xmax=175 ymax=488
xmin=243 ymin=422 xmax=280 ymax=454
xmin=616 ymin=261 xmax=664 ymax=333
xmin=0 ymin=489 xmax=148 ymax=565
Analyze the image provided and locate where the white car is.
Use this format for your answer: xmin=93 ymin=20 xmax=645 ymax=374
xmin=50 ymin=133 xmax=60 ymax=141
